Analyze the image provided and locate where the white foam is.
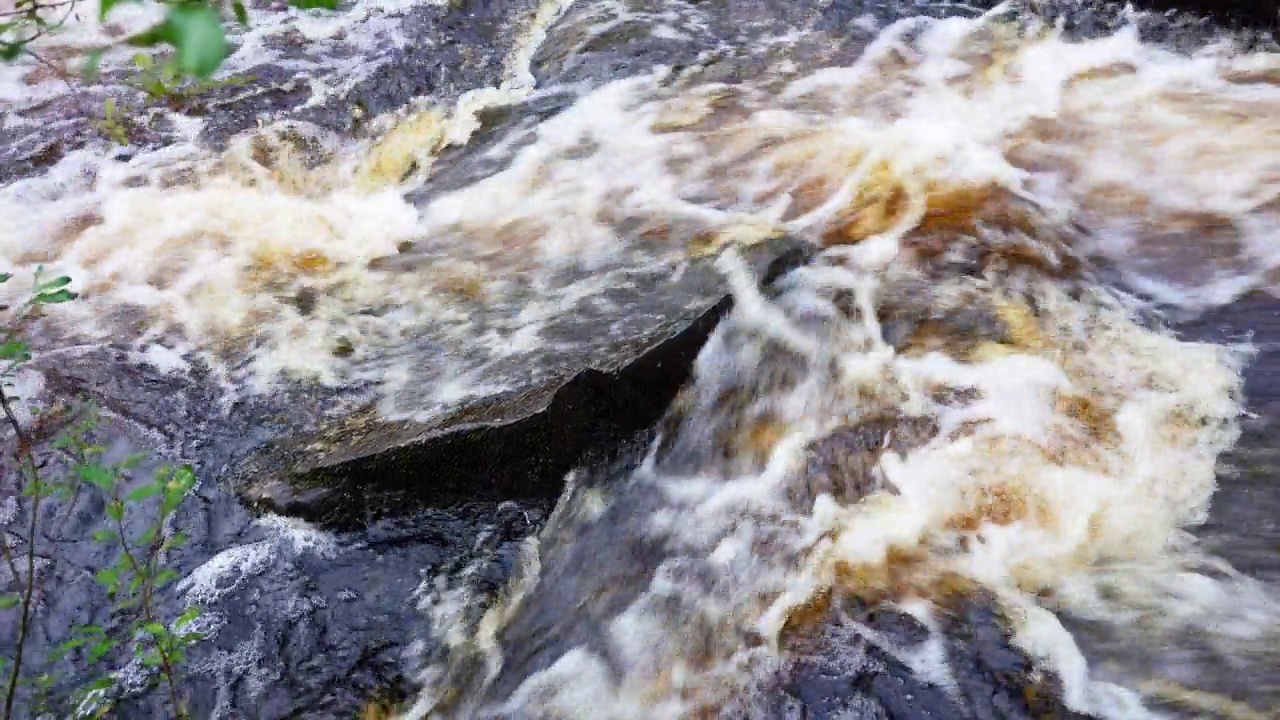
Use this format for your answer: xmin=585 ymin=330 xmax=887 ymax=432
xmin=5 ymin=4 xmax=1280 ymax=716
xmin=405 ymin=10 xmax=1280 ymax=713
xmin=8 ymin=0 xmax=1274 ymax=392
xmin=254 ymin=513 xmax=339 ymax=559
xmin=176 ymin=540 xmax=274 ymax=606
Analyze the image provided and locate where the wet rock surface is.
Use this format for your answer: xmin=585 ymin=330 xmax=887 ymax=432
xmin=233 ymin=233 xmax=811 ymax=529
xmin=1167 ymin=291 xmax=1280 ymax=587
xmin=3 ymin=0 xmax=1279 ymax=718
xmin=0 ymin=411 xmax=549 ymax=717
xmin=1132 ymin=0 xmax=1277 ymax=29
xmin=0 ymin=0 xmax=544 ymax=183
xmin=747 ymin=591 xmax=1093 ymax=720
xmin=235 ymin=294 xmax=730 ymax=528
xmin=793 ymin=415 xmax=938 ymax=510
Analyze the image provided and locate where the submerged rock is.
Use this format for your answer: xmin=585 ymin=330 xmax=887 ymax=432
xmin=3 ymin=0 xmax=1276 ymax=718
xmin=793 ymin=415 xmax=938 ymax=510
xmin=743 ymin=589 xmax=1094 ymax=720
xmin=232 ymin=234 xmax=813 ymax=528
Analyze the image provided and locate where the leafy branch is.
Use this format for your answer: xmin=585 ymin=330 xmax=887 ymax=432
xmin=0 ymin=269 xmax=81 ymax=720
xmin=0 ymin=270 xmax=205 ymax=719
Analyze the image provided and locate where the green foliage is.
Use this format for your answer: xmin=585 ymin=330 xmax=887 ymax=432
xmin=162 ymin=5 xmax=229 ymax=78
xmin=0 ymin=270 xmax=205 ymax=719
xmin=97 ymin=98 xmax=131 ymax=146
xmin=120 ymin=50 xmax=254 ymax=110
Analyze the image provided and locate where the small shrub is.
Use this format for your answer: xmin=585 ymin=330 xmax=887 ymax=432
xmin=0 ymin=269 xmax=204 ymax=719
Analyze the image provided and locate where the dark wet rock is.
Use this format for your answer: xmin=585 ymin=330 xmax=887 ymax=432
xmin=1178 ymin=293 xmax=1280 ymax=583
xmin=0 ymin=403 xmax=548 ymax=718
xmin=389 ymin=433 xmax=675 ymax=716
xmin=1131 ymin=0 xmax=1277 ymax=30
xmin=234 ymin=234 xmax=816 ymax=529
xmin=530 ymin=0 xmax=992 ymax=91
xmin=749 ymin=591 xmax=1095 ymax=720
xmin=0 ymin=0 xmax=544 ymax=183
xmin=527 ymin=0 xmax=1275 ymax=103
xmin=204 ymin=0 xmax=547 ymax=149
xmin=235 ymin=296 xmax=728 ymax=528
xmin=794 ymin=415 xmax=938 ymax=510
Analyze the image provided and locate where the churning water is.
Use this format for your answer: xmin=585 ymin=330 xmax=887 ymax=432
xmin=1 ymin=0 xmax=1278 ymax=717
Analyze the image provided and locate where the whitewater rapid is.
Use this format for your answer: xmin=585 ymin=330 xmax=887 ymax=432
xmin=1 ymin=0 xmax=1278 ymax=717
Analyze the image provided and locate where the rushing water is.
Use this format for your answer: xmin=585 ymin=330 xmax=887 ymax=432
xmin=1 ymin=0 xmax=1279 ymax=717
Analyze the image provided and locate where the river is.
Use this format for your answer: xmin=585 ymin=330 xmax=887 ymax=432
xmin=0 ymin=0 xmax=1278 ymax=718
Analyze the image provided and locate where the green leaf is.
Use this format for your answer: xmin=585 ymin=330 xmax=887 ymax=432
xmin=289 ymin=0 xmax=340 ymax=9
xmin=154 ymin=568 xmax=180 ymax=588
xmin=165 ymin=5 xmax=229 ymax=79
xmin=100 ymin=0 xmax=139 ymax=21
xmin=0 ymin=42 xmax=24 ymax=62
xmin=78 ymin=463 xmax=116 ymax=490
xmin=94 ymin=568 xmax=119 ymax=591
xmin=121 ymin=451 xmax=149 ymax=469
xmin=127 ymin=23 xmax=174 ymax=50
xmin=57 ymin=637 xmax=91 ymax=653
xmin=142 ymin=622 xmax=166 ymax=637
xmin=87 ymin=638 xmax=115 ymax=661
xmin=0 ymin=594 xmax=20 ymax=610
xmin=0 ymin=340 xmax=30 ymax=360
xmin=34 ymin=289 xmax=77 ymax=304
xmin=174 ymin=606 xmax=201 ymax=629
xmin=232 ymin=0 xmax=249 ymax=26
xmin=85 ymin=676 xmax=113 ymax=692
xmin=0 ymin=273 xmax=11 ymax=283
xmin=88 ymin=639 xmax=115 ymax=663
xmin=37 ymin=275 xmax=71 ymax=291
xmin=105 ymin=501 xmax=124 ymax=523
xmin=126 ymin=483 xmax=162 ymax=503
xmin=91 ymin=529 xmax=117 ymax=543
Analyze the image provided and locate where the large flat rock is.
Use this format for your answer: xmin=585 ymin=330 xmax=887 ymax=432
xmin=224 ymin=234 xmax=813 ymax=527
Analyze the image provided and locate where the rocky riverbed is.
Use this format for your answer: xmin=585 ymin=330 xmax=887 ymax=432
xmin=1 ymin=0 xmax=1279 ymax=718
